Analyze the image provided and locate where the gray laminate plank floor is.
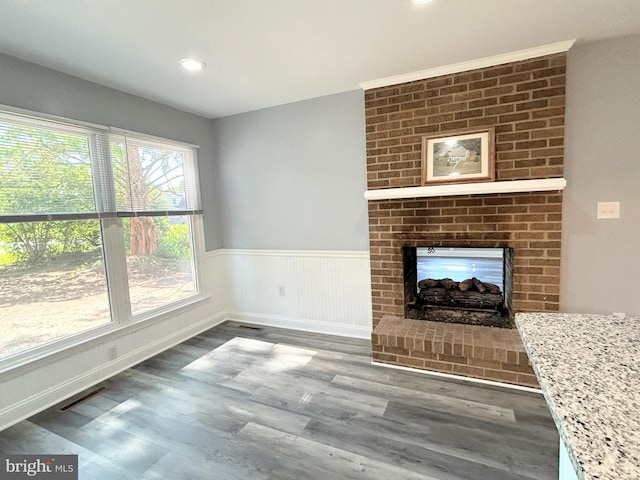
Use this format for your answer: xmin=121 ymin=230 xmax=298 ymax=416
xmin=0 ymin=321 xmax=559 ymax=479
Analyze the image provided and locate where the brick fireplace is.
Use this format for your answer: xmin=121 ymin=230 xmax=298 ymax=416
xmin=365 ymin=52 xmax=566 ymax=387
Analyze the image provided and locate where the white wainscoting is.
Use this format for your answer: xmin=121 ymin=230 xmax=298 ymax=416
xmin=213 ymin=249 xmax=372 ymax=339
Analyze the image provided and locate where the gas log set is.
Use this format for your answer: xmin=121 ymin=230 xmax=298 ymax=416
xmin=407 ymin=276 xmax=511 ymax=328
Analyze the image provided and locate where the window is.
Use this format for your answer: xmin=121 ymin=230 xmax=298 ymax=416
xmin=110 ymin=135 xmax=200 ymax=316
xmin=0 ymin=109 xmax=203 ymax=361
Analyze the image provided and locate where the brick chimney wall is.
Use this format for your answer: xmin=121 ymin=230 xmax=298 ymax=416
xmin=365 ymin=53 xmax=566 ymax=328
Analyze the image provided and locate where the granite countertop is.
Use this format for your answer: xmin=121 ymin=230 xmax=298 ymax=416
xmin=515 ymin=313 xmax=639 ymax=480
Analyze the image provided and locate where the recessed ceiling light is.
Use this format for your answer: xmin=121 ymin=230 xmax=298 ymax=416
xmin=179 ymin=58 xmax=206 ymax=71
xmin=412 ymin=0 xmax=433 ymax=4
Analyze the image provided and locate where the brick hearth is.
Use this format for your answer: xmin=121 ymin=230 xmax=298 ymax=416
xmin=372 ymin=316 xmax=538 ymax=388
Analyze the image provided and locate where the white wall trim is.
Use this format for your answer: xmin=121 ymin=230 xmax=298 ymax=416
xmin=364 ymin=178 xmax=566 ymax=201
xmin=360 ymin=40 xmax=576 ymax=90
xmin=211 ymin=248 xmax=369 ymax=259
xmin=204 ymin=248 xmax=227 ymax=258
xmin=0 ymin=311 xmax=226 ymax=432
xmin=227 ymin=312 xmax=371 ymax=339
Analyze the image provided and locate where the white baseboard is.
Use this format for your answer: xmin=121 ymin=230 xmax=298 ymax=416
xmin=0 ymin=311 xmax=226 ymax=432
xmin=227 ymin=312 xmax=372 ymax=339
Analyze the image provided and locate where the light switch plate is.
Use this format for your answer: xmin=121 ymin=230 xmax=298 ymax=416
xmin=596 ymin=201 xmax=620 ymax=219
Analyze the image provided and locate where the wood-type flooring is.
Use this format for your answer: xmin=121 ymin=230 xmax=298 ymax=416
xmin=0 ymin=321 xmax=559 ymax=479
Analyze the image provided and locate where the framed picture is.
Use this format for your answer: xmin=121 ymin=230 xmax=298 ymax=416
xmin=421 ymin=128 xmax=495 ymax=185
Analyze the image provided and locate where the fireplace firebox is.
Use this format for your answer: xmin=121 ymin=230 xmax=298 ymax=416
xmin=403 ymin=246 xmax=513 ymax=328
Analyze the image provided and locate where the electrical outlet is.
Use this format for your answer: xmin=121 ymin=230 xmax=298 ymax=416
xmin=596 ymin=201 xmax=620 ymax=219
xmin=107 ymin=346 xmax=117 ymax=361
xmin=278 ymin=286 xmax=285 ymax=297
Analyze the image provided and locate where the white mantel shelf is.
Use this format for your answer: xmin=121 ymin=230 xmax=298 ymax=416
xmin=363 ymin=178 xmax=566 ymax=201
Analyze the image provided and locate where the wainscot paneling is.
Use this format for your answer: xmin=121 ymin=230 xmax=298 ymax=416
xmin=216 ymin=249 xmax=372 ymax=339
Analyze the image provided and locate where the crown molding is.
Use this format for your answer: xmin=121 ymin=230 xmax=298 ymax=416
xmin=359 ymin=39 xmax=576 ymax=91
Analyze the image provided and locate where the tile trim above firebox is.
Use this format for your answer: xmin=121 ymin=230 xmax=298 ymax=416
xmin=364 ymin=177 xmax=566 ymax=201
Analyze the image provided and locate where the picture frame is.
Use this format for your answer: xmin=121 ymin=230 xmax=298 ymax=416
xmin=421 ymin=128 xmax=495 ymax=185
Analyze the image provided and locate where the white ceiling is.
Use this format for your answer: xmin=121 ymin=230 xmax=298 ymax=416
xmin=1 ymin=0 xmax=640 ymax=119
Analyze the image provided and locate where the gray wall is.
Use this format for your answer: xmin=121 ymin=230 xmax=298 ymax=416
xmin=0 ymin=52 xmax=223 ymax=250
xmin=562 ymin=34 xmax=640 ymax=315
xmin=212 ymin=90 xmax=369 ymax=251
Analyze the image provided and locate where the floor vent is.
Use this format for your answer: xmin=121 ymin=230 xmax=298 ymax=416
xmin=238 ymin=325 xmax=263 ymax=331
xmin=59 ymin=386 xmax=107 ymax=411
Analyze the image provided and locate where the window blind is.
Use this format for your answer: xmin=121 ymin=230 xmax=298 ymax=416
xmin=110 ymin=135 xmax=202 ymax=217
xmin=0 ymin=110 xmax=202 ymax=224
